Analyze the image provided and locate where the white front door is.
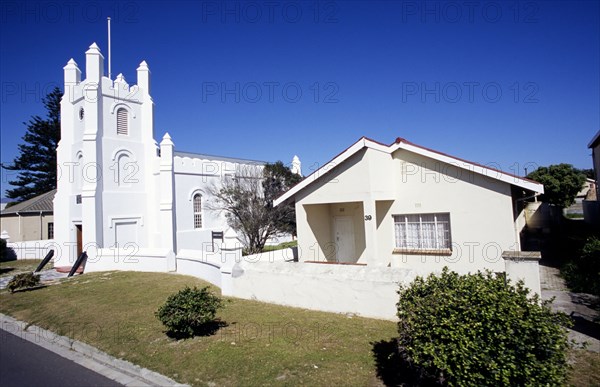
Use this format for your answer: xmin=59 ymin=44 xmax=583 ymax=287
xmin=334 ymin=216 xmax=355 ymax=263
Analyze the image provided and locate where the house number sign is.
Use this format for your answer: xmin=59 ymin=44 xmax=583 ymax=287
xmin=364 ymin=215 xmax=372 ymax=221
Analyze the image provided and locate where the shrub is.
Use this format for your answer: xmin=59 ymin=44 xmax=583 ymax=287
xmin=396 ymin=268 xmax=571 ymax=386
xmin=0 ymin=239 xmax=17 ymax=262
xmin=7 ymin=272 xmax=41 ymax=293
xmin=562 ymin=236 xmax=600 ymax=296
xmin=155 ymin=286 xmax=224 ymax=337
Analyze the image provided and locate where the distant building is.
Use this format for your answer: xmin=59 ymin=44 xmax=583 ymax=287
xmin=0 ymin=190 xmax=55 ymax=242
xmin=584 ymin=131 xmax=600 ymax=226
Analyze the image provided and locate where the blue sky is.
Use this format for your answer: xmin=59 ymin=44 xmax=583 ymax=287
xmin=1 ymin=0 xmax=599 ymax=198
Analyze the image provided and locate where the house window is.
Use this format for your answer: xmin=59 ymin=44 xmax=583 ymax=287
xmin=116 ymin=108 xmax=128 ymax=135
xmin=394 ymin=213 xmax=451 ymax=250
xmin=193 ymin=194 xmax=203 ymax=229
xmin=47 ymin=222 xmax=54 ymax=239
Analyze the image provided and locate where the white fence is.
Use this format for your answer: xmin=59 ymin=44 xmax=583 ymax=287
xmin=6 ymin=240 xmax=55 ymax=260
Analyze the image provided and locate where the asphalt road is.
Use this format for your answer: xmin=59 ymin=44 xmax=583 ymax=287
xmin=0 ymin=330 xmax=121 ymax=387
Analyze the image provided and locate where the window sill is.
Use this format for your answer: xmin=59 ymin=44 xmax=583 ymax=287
xmin=392 ymin=248 xmax=452 ymax=256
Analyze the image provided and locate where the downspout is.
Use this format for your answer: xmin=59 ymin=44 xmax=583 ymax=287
xmin=17 ymin=211 xmax=21 ymax=240
xmin=40 ymin=211 xmax=43 ymax=240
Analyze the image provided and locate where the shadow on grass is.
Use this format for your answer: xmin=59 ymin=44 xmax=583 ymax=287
xmin=0 ymin=267 xmax=15 ymax=275
xmin=165 ymin=319 xmax=229 ymax=340
xmin=372 ymin=338 xmax=440 ymax=387
xmin=8 ymin=285 xmax=48 ymax=294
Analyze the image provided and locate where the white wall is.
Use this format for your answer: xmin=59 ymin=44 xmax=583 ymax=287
xmin=7 ymin=240 xmax=56 ymax=260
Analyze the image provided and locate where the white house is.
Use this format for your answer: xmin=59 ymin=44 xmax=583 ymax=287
xmin=274 ymin=136 xmax=544 ymax=275
xmin=53 ymin=43 xmax=296 ymax=272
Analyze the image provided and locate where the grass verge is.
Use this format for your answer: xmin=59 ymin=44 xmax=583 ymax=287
xmin=0 ymin=259 xmax=44 ymax=278
xmin=0 ymin=270 xmax=597 ymax=386
xmin=0 ymin=271 xmax=395 ymax=386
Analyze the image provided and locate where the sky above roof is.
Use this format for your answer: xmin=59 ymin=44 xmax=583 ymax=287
xmin=1 ymin=0 xmax=598 ymax=198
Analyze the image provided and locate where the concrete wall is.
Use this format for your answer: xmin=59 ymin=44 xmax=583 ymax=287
xmin=6 ymin=239 xmax=55 ymax=260
xmin=0 ymin=213 xmax=54 ymax=242
xmin=223 ymin=261 xmax=417 ymax=320
xmin=84 ymin=248 xmax=176 ymax=273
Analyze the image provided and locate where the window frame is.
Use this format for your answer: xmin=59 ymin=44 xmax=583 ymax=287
xmin=193 ymin=193 xmax=203 ymax=229
xmin=393 ymin=212 xmax=452 ymax=254
xmin=116 ymin=107 xmax=128 ymax=135
xmin=47 ymin=222 xmax=54 ymax=239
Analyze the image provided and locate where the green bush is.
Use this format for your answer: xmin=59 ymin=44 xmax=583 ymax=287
xmin=396 ymin=268 xmax=571 ymax=386
xmin=7 ymin=272 xmax=41 ymax=293
xmin=155 ymin=286 xmax=224 ymax=337
xmin=562 ymin=236 xmax=600 ymax=296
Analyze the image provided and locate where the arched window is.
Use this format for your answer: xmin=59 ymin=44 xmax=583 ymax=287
xmin=116 ymin=108 xmax=128 ymax=135
xmin=193 ymin=194 xmax=203 ymax=229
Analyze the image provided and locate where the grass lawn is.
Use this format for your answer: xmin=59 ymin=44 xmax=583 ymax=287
xmin=0 ymin=271 xmax=396 ymax=386
xmin=0 ymin=271 xmax=597 ymax=386
xmin=0 ymin=259 xmax=45 ymax=278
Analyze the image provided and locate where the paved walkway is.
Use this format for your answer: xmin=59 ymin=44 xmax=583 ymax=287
xmin=0 ymin=269 xmax=70 ymax=290
xmin=539 ymin=263 xmax=600 ymax=352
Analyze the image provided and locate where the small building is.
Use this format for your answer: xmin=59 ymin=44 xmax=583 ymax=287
xmin=275 ymin=137 xmax=544 ymax=275
xmin=584 ymin=130 xmax=600 ymax=226
xmin=0 ymin=190 xmax=56 ymax=242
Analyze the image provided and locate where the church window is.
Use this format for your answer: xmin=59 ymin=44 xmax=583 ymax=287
xmin=193 ymin=194 xmax=203 ymax=229
xmin=116 ymin=108 xmax=128 ymax=135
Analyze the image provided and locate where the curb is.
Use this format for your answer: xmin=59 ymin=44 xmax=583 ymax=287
xmin=0 ymin=313 xmax=189 ymax=387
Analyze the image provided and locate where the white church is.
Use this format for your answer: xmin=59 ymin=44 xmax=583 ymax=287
xmin=53 ymin=43 xmax=299 ymax=271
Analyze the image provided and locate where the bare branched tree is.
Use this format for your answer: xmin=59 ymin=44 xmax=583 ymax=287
xmin=206 ymin=164 xmax=295 ymax=254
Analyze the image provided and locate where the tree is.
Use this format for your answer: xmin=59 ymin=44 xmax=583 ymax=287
xmin=396 ymin=268 xmax=571 ymax=386
xmin=263 ymin=161 xmax=302 ymax=236
xmin=527 ymin=164 xmax=586 ymax=208
xmin=208 ymin=162 xmax=301 ymax=254
xmin=1 ymin=87 xmax=62 ymax=202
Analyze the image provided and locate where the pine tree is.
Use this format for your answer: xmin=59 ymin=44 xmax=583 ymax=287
xmin=2 ymin=87 xmax=62 ymax=202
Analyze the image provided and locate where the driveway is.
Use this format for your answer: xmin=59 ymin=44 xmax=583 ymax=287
xmin=539 ymin=263 xmax=599 ymax=352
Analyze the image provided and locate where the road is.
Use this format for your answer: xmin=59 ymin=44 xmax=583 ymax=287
xmin=0 ymin=330 xmax=121 ymax=387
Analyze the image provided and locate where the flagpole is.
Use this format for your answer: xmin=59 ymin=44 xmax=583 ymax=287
xmin=107 ymin=17 xmax=112 ymax=79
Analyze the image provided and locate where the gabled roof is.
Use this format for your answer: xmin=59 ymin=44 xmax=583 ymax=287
xmin=588 ymin=130 xmax=600 ymax=149
xmin=0 ymin=189 xmax=56 ymax=215
xmin=274 ymin=137 xmax=544 ymax=206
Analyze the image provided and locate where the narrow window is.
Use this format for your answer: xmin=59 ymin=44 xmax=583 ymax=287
xmin=394 ymin=213 xmax=451 ymax=250
xmin=116 ymin=108 xmax=128 ymax=135
xmin=193 ymin=194 xmax=203 ymax=229
xmin=47 ymin=222 xmax=54 ymax=239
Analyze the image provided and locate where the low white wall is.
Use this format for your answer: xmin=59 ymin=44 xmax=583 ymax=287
xmin=243 ymin=247 xmax=297 ymax=263
xmin=176 ymin=249 xmax=224 ymax=287
xmin=6 ymin=240 xmax=55 ymax=260
xmin=222 ymin=262 xmax=418 ymax=320
xmin=502 ymin=251 xmax=541 ymax=296
xmin=84 ymin=248 xmax=176 ymax=273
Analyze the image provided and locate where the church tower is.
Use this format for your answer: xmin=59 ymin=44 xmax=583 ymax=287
xmin=54 ymin=43 xmax=170 ymax=268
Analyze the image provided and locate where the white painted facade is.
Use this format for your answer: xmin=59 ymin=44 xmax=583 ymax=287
xmin=53 ymin=44 xmax=269 ymax=270
xmin=275 ymin=137 xmax=545 ymax=276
